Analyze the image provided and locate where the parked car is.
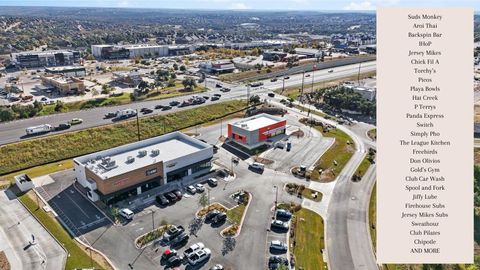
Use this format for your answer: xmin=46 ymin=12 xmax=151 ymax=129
xmin=156 ymin=194 xmax=169 ymax=206
xmin=202 ymin=95 xmax=210 ymax=100
xmin=220 ymin=87 xmax=230 ymax=92
xmin=271 ymin=220 xmax=289 ymax=230
xmin=249 ymin=162 xmax=265 ymax=172
xmin=187 ymin=248 xmax=211 ymax=265
xmin=119 ymin=208 xmax=134 ymax=220
xmin=170 ymin=232 xmax=189 ymax=246
xmin=270 ymin=240 xmax=288 ymax=252
xmin=69 ymin=118 xmax=83 ymax=125
xmin=169 ymin=100 xmax=180 ymax=106
xmin=104 ymin=112 xmax=117 ymax=119
xmin=205 ymin=210 xmax=221 ymax=222
xmin=215 ymin=83 xmax=222 ymax=88
xmin=154 ymin=104 xmax=164 ymax=110
xmin=166 ymin=255 xmax=183 ymax=267
xmin=211 ymin=96 xmax=220 ymax=101
xmin=212 ymin=212 xmax=227 ymax=224
xmin=207 ymin=178 xmax=218 ymax=187
xmin=172 ymin=189 xmax=183 ymax=200
xmin=213 ymin=93 xmax=221 ymax=97
xmin=268 ymin=92 xmax=275 ymax=97
xmin=268 ymin=256 xmax=289 ymax=269
xmin=161 ymin=249 xmax=177 ymax=261
xmin=162 ymin=105 xmax=172 ymax=111
xmin=186 ymin=185 xmax=197 ymax=194
xmin=163 ymin=225 xmax=185 ymax=242
xmin=165 ymin=192 xmax=179 ymax=202
xmin=183 ymin=242 xmax=205 ymax=257
xmin=55 ymin=123 xmax=71 ymax=131
xmin=286 ymin=142 xmax=292 ymax=152
xmin=209 ymin=264 xmax=224 ymax=270
xmin=194 ymin=183 xmax=205 ymax=193
xmin=276 ymin=209 xmax=292 ymax=220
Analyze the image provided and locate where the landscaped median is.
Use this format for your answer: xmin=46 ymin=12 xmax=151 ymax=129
xmin=0 ymin=100 xmax=248 ymax=175
xmin=285 ymin=183 xmax=322 ymax=202
xmin=135 ymin=224 xmax=172 ymax=249
xmin=17 ymin=191 xmax=111 ymax=270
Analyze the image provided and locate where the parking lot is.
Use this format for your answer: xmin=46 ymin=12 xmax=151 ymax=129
xmin=35 ymin=170 xmax=111 ymax=236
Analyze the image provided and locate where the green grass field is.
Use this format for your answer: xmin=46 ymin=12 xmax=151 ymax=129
xmin=310 ymin=128 xmax=355 ymax=181
xmin=302 ymin=187 xmax=322 ymax=202
xmin=18 ymin=193 xmax=104 ymax=270
xmin=0 ymin=100 xmax=247 ymax=175
xmin=354 ymin=156 xmax=372 ymax=179
xmin=0 ymin=159 xmax=73 ymax=187
xmin=290 ymin=208 xmax=326 ymax=270
xmin=227 ymin=204 xmax=246 ymax=225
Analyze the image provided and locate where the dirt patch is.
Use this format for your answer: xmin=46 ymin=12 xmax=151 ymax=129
xmin=0 ymin=251 xmax=10 ymax=270
xmin=253 ymin=156 xmax=274 ymax=165
xmin=290 ymin=129 xmax=305 ymax=138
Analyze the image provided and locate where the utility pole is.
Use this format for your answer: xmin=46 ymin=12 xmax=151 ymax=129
xmin=300 ymin=71 xmax=305 ymax=104
xmin=311 ymin=63 xmax=316 ymax=92
xmin=151 ymin=210 xmax=155 ymax=231
xmin=282 ymin=77 xmax=285 ymax=94
xmin=357 ymin=62 xmax=362 ymax=85
xmin=246 ymin=84 xmax=250 ymax=105
xmin=273 ymin=185 xmax=278 ymax=220
xmin=136 ymin=109 xmax=140 ymax=141
xmin=220 ymin=119 xmax=223 ymax=138
xmin=129 ymin=247 xmax=147 ymax=269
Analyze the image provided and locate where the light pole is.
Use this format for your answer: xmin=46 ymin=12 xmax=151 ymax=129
xmin=150 ymin=210 xmax=155 ymax=231
xmin=300 ymin=71 xmax=305 ymax=104
xmin=273 ymin=185 xmax=278 ymax=219
xmin=135 ymin=109 xmax=140 ymax=141
xmin=128 ymin=247 xmax=147 ymax=269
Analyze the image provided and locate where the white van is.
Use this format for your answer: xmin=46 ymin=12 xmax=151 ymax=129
xmin=249 ymin=162 xmax=265 ymax=171
xmin=119 ymin=208 xmax=134 ymax=220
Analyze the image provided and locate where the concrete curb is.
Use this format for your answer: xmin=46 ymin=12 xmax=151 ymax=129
xmin=16 ymin=195 xmax=68 ymax=270
xmin=220 ymin=192 xmax=252 ymax=238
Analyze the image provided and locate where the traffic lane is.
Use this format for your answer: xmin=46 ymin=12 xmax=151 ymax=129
xmin=0 ymin=88 xmax=241 ymax=145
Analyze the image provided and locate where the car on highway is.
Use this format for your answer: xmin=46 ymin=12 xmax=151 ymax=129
xmin=270 ymin=240 xmax=288 ymax=252
xmin=305 ymin=74 xmax=311 ymax=77
xmin=209 ymin=264 xmax=224 ymax=270
xmin=220 ymin=87 xmax=230 ymax=92
xmin=165 ymin=192 xmax=179 ymax=203
xmin=183 ymin=242 xmax=205 ymax=257
xmin=270 ymin=78 xmax=278 ymax=82
xmin=141 ymin=108 xmax=153 ymax=114
xmin=194 ymin=183 xmax=205 ymax=193
xmin=207 ymin=178 xmax=218 ymax=187
xmin=328 ymin=69 xmax=334 ymax=73
xmin=284 ymin=76 xmax=290 ymax=79
xmin=271 ymin=220 xmax=289 ymax=230
xmin=186 ymin=185 xmax=197 ymax=194
xmin=215 ymin=83 xmax=222 ymax=88
xmin=211 ymin=96 xmax=220 ymax=101
xmin=69 ymin=118 xmax=83 ymax=125
xmin=212 ymin=212 xmax=227 ymax=224
xmin=154 ymin=104 xmax=164 ymax=110
xmin=104 ymin=112 xmax=117 ymax=119
xmin=162 ymin=105 xmax=172 ymax=111
xmin=170 ymin=232 xmax=189 ymax=246
xmin=156 ymin=194 xmax=170 ymax=206
xmin=187 ymin=248 xmax=211 ymax=265
xmin=202 ymin=95 xmax=210 ymax=100
xmin=169 ymin=100 xmax=180 ymax=106
xmin=119 ymin=208 xmax=134 ymax=220
xmin=276 ymin=209 xmax=292 ymax=220
xmin=55 ymin=123 xmax=71 ymax=131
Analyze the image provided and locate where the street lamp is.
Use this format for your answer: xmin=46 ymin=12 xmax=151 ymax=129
xmin=150 ymin=210 xmax=155 ymax=231
xmin=273 ymin=185 xmax=278 ymax=219
xmin=135 ymin=109 xmax=140 ymax=141
xmin=128 ymin=246 xmax=147 ymax=269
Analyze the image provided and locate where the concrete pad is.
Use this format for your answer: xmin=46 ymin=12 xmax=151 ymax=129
xmin=31 ymin=175 xmax=54 ymax=188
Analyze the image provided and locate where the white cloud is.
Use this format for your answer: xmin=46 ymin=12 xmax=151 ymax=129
xmin=118 ymin=0 xmax=129 ymax=7
xmin=344 ymin=1 xmax=374 ymax=10
xmin=229 ymin=2 xmax=249 ymax=9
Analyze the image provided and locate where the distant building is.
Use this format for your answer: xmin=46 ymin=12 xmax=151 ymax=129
xmin=262 ymin=50 xmax=288 ymax=62
xmin=200 ymin=60 xmax=235 ymax=74
xmin=91 ymin=44 xmax=193 ymax=59
xmin=45 ymin=66 xmax=86 ymax=77
xmin=74 ymin=131 xmax=214 ymax=204
xmin=112 ymin=71 xmax=142 ymax=87
xmin=11 ymin=50 xmax=80 ymax=68
xmin=40 ymin=75 xmax=86 ymax=95
xmin=227 ymin=113 xmax=287 ymax=149
xmin=294 ymin=48 xmax=323 ymax=59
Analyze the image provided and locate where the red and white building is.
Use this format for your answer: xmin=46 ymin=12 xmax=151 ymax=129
xmin=227 ymin=114 xmax=287 ymax=149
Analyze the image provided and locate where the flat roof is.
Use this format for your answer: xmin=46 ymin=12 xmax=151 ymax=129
xmin=45 ymin=66 xmax=85 ymax=71
xmin=232 ymin=113 xmax=284 ymax=131
xmin=75 ymin=132 xmax=211 ymax=179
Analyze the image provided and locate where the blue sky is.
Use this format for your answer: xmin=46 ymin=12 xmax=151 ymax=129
xmin=0 ymin=0 xmax=479 ymax=11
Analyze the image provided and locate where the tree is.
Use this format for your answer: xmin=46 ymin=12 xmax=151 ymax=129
xmin=173 ymin=63 xmax=179 ymax=70
xmin=33 ymin=100 xmax=43 ymax=112
xmin=179 ymin=65 xmax=186 ymax=72
xmin=54 ymin=100 xmax=64 ymax=112
xmin=101 ymin=84 xmax=111 ymax=94
xmin=170 ymin=73 xmax=177 ymax=80
xmin=0 ymin=107 xmax=15 ymax=122
xmin=137 ymin=80 xmax=149 ymax=92
xmin=249 ymin=95 xmax=260 ymax=104
xmin=167 ymin=79 xmax=176 ymax=87
xmin=182 ymin=77 xmax=197 ymax=90
xmin=198 ymin=193 xmax=209 ymax=209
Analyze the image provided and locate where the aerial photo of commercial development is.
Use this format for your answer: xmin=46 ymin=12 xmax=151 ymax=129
xmin=0 ymin=1 xmax=479 ymax=270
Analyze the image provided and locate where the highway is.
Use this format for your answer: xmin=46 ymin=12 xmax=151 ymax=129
xmin=0 ymin=61 xmax=376 ymax=145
